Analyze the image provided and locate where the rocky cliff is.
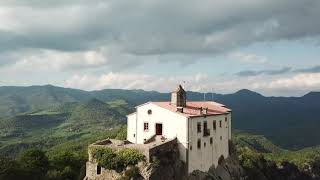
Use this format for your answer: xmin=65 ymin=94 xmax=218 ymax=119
xmin=188 ymin=142 xmax=246 ymax=180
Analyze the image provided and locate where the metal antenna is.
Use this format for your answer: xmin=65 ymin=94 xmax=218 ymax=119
xmin=182 ymin=81 xmax=186 ymax=89
xmin=212 ymin=89 xmax=214 ymax=101
xmin=203 ymin=92 xmax=206 ymax=101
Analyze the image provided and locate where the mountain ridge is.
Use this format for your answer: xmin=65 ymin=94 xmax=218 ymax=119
xmin=0 ymin=85 xmax=320 ymax=150
xmin=0 ymin=84 xmax=316 ymax=97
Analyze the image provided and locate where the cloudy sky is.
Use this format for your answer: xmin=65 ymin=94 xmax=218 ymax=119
xmin=1 ymin=0 xmax=320 ymax=96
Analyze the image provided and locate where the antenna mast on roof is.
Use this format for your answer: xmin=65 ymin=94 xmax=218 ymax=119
xmin=182 ymin=81 xmax=186 ymax=89
xmin=212 ymin=88 xmax=214 ymax=101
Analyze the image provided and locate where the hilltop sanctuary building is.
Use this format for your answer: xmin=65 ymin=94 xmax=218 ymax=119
xmin=127 ymin=85 xmax=232 ymax=173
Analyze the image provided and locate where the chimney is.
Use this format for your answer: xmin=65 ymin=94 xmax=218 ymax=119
xmin=177 ymin=107 xmax=184 ymax=113
xmin=171 ymin=85 xmax=187 ymax=107
xmin=203 ymin=107 xmax=208 ymax=115
xmin=200 ymin=107 xmax=208 ymax=115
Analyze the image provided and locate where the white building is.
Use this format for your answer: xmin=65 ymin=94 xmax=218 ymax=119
xmin=127 ymin=85 xmax=232 ymax=173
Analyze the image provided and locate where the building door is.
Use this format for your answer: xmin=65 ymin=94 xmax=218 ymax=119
xmin=156 ymin=123 xmax=163 ymax=135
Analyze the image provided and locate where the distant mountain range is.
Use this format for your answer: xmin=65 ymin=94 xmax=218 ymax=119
xmin=0 ymin=85 xmax=319 ymax=150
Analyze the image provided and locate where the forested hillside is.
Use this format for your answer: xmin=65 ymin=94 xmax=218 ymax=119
xmin=0 ymin=98 xmax=131 ymax=156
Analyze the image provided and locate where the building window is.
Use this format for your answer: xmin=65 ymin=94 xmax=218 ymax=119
xmin=190 ymin=145 xmax=192 ymax=150
xmin=204 ymin=142 xmax=206 ymax=147
xmin=144 ymin=122 xmax=149 ymax=131
xmin=133 ymin=134 xmax=135 ymax=138
xmin=197 ymin=122 xmax=201 ymax=133
xmin=220 ymin=136 xmax=222 ymax=140
xmin=210 ymin=137 xmax=213 ymax=144
xmin=197 ymin=139 xmax=201 ymax=149
xmin=148 ymin=109 xmax=152 ymax=115
xmin=97 ymin=165 xmax=101 ymax=175
xmin=219 ymin=120 xmax=222 ymax=128
xmin=203 ymin=121 xmax=210 ymax=137
xmin=213 ymin=121 xmax=216 ymax=130
xmin=225 ymin=117 xmax=228 ymax=128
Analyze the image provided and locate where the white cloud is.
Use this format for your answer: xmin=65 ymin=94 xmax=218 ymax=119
xmin=229 ymin=52 xmax=268 ymax=64
xmin=65 ymin=72 xmax=219 ymax=92
xmin=0 ymin=0 xmax=320 ymax=97
xmin=64 ymin=72 xmax=320 ymax=96
xmin=1 ymin=0 xmax=320 ymax=57
xmin=254 ymin=19 xmax=280 ymax=37
xmin=252 ymin=73 xmax=320 ymax=92
xmin=64 ymin=72 xmax=252 ymax=94
xmin=5 ymin=49 xmax=108 ymax=72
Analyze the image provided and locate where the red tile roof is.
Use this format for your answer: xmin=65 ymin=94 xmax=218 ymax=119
xmin=152 ymin=101 xmax=231 ymax=118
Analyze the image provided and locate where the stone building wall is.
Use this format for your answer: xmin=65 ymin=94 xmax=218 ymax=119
xmin=84 ymin=138 xmax=186 ymax=180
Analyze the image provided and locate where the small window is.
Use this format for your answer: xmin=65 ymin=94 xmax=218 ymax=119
xmin=203 ymin=121 xmax=210 ymax=136
xmin=197 ymin=139 xmax=201 ymax=149
xmin=148 ymin=109 xmax=152 ymax=115
xmin=197 ymin=122 xmax=201 ymax=133
xmin=133 ymin=134 xmax=135 ymax=138
xmin=213 ymin=121 xmax=216 ymax=130
xmin=97 ymin=165 xmax=101 ymax=175
xmin=220 ymin=136 xmax=222 ymax=140
xmin=144 ymin=123 xmax=149 ymax=131
xmin=219 ymin=120 xmax=222 ymax=128
xmin=225 ymin=117 xmax=228 ymax=128
xmin=204 ymin=142 xmax=206 ymax=147
xmin=190 ymin=145 xmax=192 ymax=150
xmin=210 ymin=137 xmax=213 ymax=144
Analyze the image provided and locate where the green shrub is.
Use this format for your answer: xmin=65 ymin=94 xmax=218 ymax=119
xmin=238 ymin=147 xmax=262 ymax=169
xmin=90 ymin=147 xmax=144 ymax=172
xmin=124 ymin=166 xmax=140 ymax=178
xmin=91 ymin=147 xmax=117 ymax=170
xmin=117 ymin=149 xmax=145 ymax=167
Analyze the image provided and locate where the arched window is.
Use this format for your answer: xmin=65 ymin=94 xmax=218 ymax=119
xmin=218 ymin=155 xmax=225 ymax=165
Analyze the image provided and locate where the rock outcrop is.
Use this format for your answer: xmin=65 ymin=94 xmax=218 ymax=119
xmin=188 ymin=153 xmax=246 ymax=180
xmin=84 ymin=139 xmax=187 ymax=180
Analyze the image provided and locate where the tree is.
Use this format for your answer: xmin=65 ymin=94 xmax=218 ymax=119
xmin=47 ymin=151 xmax=86 ymax=180
xmin=0 ymin=156 xmax=24 ymax=180
xmin=17 ymin=149 xmax=49 ymax=180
